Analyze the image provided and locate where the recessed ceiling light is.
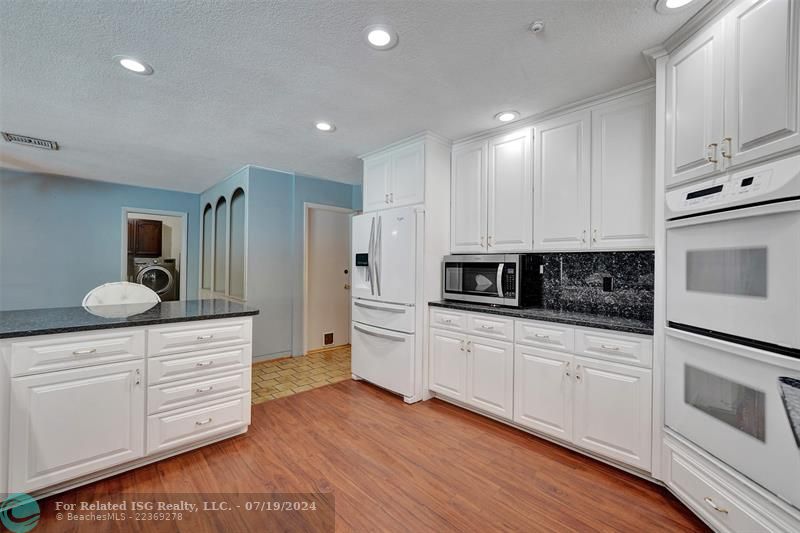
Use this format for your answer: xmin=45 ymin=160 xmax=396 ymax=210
xmin=655 ymin=0 xmax=697 ymax=13
xmin=315 ymin=121 xmax=336 ymax=132
xmin=494 ymin=111 xmax=520 ymax=123
xmin=363 ymin=25 xmax=398 ymax=51
xmin=113 ymin=55 xmax=153 ymax=75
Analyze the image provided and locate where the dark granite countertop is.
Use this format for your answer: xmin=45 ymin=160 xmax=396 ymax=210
xmin=429 ymin=301 xmax=653 ymax=336
xmin=0 ymin=299 xmax=259 ymax=339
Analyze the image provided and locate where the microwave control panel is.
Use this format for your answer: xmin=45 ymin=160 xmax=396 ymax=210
xmin=666 ymin=153 xmax=800 ymax=219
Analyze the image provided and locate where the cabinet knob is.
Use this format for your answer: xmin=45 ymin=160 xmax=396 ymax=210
xmin=721 ymin=137 xmax=732 ymax=159
xmin=706 ymin=143 xmax=719 ymax=164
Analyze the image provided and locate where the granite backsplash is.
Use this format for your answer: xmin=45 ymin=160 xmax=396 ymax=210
xmin=538 ymin=251 xmax=654 ymax=322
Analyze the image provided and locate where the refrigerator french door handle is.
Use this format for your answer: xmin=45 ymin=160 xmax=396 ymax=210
xmin=375 ymin=215 xmax=382 ymax=297
xmin=354 ymin=301 xmax=405 ymax=313
xmin=496 ymin=263 xmax=504 ymax=298
xmin=354 ymin=324 xmax=405 ymax=342
xmin=367 ymin=217 xmax=376 ymax=295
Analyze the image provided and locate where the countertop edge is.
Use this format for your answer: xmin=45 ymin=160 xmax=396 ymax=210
xmin=428 ymin=301 xmax=653 ymax=336
xmin=0 ymin=310 xmax=260 ymax=340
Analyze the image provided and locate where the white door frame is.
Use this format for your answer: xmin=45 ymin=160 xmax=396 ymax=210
xmin=303 ymin=202 xmax=354 ymax=356
xmin=121 ymin=207 xmax=188 ymax=301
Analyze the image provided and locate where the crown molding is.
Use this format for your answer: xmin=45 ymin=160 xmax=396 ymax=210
xmin=358 ymin=130 xmax=451 ymax=160
xmin=662 ymin=0 xmax=737 ymax=53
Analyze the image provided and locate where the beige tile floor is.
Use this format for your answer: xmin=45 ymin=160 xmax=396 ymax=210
xmin=251 ymin=345 xmax=351 ymax=404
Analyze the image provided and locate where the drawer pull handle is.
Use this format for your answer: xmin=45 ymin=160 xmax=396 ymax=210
xmin=480 ymin=325 xmax=495 ymax=330
xmin=196 ymin=386 xmax=214 ymax=393
xmin=197 ymin=334 xmax=214 ymax=340
xmin=704 ymin=497 xmax=728 ymax=515
xmin=534 ymin=333 xmax=551 ymax=340
xmin=73 ymin=348 xmax=97 ymax=356
xmin=443 ymin=318 xmax=453 ymax=324
xmin=195 ymin=418 xmax=213 ymax=426
xmin=196 ymin=361 xmax=214 ymax=367
xmin=600 ymin=344 xmax=620 ymax=351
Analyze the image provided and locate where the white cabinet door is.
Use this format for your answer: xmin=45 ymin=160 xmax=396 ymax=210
xmin=8 ymin=360 xmax=145 ymax=492
xmin=572 ymin=357 xmax=652 ymax=470
xmin=724 ymin=0 xmax=800 ymax=168
xmin=390 ymin=141 xmax=425 ymax=207
xmin=666 ymin=20 xmax=725 ymax=187
xmin=466 ymin=336 xmax=513 ymax=419
xmin=428 ymin=328 xmax=468 ymax=401
xmin=487 ymin=128 xmax=533 ymax=252
xmin=513 ymin=346 xmax=573 ymax=442
xmin=590 ymin=90 xmax=655 ymax=250
xmin=362 ymin=154 xmax=391 ymax=212
xmin=451 ymin=140 xmax=488 ymax=253
xmin=534 ymin=110 xmax=591 ymax=251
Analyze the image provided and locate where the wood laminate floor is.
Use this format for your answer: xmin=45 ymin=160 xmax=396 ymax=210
xmin=35 ymin=380 xmax=708 ymax=532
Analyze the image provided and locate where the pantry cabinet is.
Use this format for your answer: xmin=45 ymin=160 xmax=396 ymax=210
xmin=666 ymin=0 xmax=800 ymax=187
xmin=450 ymin=127 xmax=533 ymax=253
xmin=362 ymin=139 xmax=425 ymax=211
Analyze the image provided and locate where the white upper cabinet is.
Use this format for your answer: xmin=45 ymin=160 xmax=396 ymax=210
xmin=362 ymin=139 xmax=425 ymax=212
xmin=724 ymin=0 xmax=800 ymax=167
xmin=533 ymin=110 xmax=592 ymax=251
xmin=363 ymin=153 xmax=392 ymax=212
xmin=590 ymin=90 xmax=655 ymax=249
xmin=666 ymin=20 xmax=725 ymax=187
xmin=666 ymin=0 xmax=800 ymax=187
xmin=487 ymin=128 xmax=533 ymax=251
xmin=451 ymin=140 xmax=488 ymax=253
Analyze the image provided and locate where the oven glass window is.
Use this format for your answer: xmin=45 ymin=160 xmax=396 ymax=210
xmin=685 ymin=365 xmax=766 ymax=441
xmin=444 ymin=262 xmax=501 ymax=296
xmin=686 ymin=247 xmax=767 ymax=297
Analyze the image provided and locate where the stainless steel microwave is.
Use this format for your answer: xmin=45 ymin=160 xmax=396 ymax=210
xmin=441 ymin=254 xmax=541 ymax=307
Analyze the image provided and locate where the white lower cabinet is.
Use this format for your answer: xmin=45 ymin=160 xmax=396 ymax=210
xmin=466 ymin=337 xmax=513 ymax=419
xmin=429 ymin=329 xmax=468 ymax=400
xmin=572 ymin=357 xmax=652 ymax=471
xmin=8 ymin=360 xmax=145 ymax=492
xmin=514 ymin=346 xmax=573 ymax=441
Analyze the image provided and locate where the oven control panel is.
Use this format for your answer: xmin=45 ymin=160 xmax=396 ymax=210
xmin=666 ymin=153 xmax=800 ymax=219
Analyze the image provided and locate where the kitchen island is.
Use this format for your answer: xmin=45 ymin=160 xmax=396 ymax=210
xmin=0 ymin=299 xmax=258 ymax=498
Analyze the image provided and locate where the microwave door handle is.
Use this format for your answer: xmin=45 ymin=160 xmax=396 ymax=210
xmin=375 ymin=215 xmax=382 ymax=297
xmin=367 ymin=217 xmax=376 ymax=295
xmin=497 ymin=263 xmax=504 ymax=298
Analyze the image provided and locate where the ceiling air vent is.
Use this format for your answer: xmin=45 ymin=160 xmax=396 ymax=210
xmin=1 ymin=132 xmax=59 ymax=150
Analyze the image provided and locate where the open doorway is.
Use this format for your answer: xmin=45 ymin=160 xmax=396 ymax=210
xmin=303 ymin=203 xmax=353 ymax=354
xmin=121 ymin=208 xmax=188 ymax=301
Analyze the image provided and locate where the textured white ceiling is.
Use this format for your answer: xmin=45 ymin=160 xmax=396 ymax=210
xmin=0 ymin=1 xmax=704 ymax=192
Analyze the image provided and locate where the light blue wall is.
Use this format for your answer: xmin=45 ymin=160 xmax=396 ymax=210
xmin=351 ymin=185 xmax=363 ymax=212
xmin=0 ymin=168 xmax=200 ymax=311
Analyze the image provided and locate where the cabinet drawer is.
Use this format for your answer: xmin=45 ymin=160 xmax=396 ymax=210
xmin=574 ymin=329 xmax=652 ymax=368
xmin=665 ymin=444 xmax=770 ymax=533
xmin=148 ymin=319 xmax=251 ymax=357
xmin=10 ymin=330 xmax=145 ymax=377
xmin=148 ymin=369 xmax=251 ymax=414
xmin=467 ymin=314 xmax=513 ymax=341
xmin=515 ymin=320 xmax=574 ymax=352
xmin=430 ymin=309 xmax=466 ymax=331
xmin=353 ymin=300 xmax=415 ymax=334
xmin=147 ymin=394 xmax=250 ymax=455
xmin=148 ymin=345 xmax=250 ymax=385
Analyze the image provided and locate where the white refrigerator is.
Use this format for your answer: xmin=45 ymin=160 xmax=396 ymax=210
xmin=351 ymin=206 xmax=420 ymax=401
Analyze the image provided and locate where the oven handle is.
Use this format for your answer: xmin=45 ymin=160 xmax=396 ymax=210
xmin=666 ymin=198 xmax=800 ymax=229
xmin=496 ymin=263 xmax=504 ymax=298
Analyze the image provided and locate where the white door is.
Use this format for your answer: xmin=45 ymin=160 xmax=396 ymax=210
xmin=8 ymin=360 xmax=145 ymax=492
xmin=351 ymin=213 xmax=376 ymax=300
xmin=665 ymin=20 xmax=725 ymax=187
xmin=428 ymin=328 xmax=468 ymax=401
xmin=390 ymin=141 xmax=425 ymax=207
xmin=572 ymin=356 xmax=652 ymax=470
xmin=514 ymin=346 xmax=573 ymax=441
xmin=487 ymin=128 xmax=533 ymax=252
xmin=363 ymin=154 xmax=391 ymax=212
xmin=375 ymin=206 xmax=417 ymax=305
xmin=590 ymin=90 xmax=655 ymax=250
xmin=466 ymin=336 xmax=514 ymax=419
xmin=533 ymin=110 xmax=591 ymax=251
xmin=451 ymin=140 xmax=488 ymax=253
xmin=351 ymin=323 xmax=414 ymax=397
xmin=307 ymin=207 xmax=352 ymax=351
xmin=724 ymin=0 xmax=800 ymax=168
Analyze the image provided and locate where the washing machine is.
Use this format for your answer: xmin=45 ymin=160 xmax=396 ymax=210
xmin=133 ymin=257 xmax=179 ymax=301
